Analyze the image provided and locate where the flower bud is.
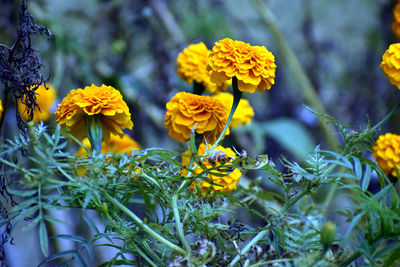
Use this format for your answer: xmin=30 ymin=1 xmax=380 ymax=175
xmin=320 ymin=221 xmax=336 ymax=249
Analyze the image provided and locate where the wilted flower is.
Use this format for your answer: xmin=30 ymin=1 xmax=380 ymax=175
xmin=182 ymin=143 xmax=241 ymax=195
xmin=177 ymin=42 xmax=229 ymax=94
xmin=55 ymin=84 xmax=133 ymax=141
xmin=380 ymin=44 xmax=400 ymax=89
xmin=207 ymin=38 xmax=276 ymax=93
xmin=372 ymin=133 xmax=400 ymax=176
xmin=164 ymin=92 xmax=229 ymax=143
xmin=75 ymin=133 xmax=141 ymax=157
xmin=18 ymin=84 xmax=56 ymax=123
xmin=392 ymin=1 xmax=400 ymax=40
xmin=213 ymin=92 xmax=254 ymax=128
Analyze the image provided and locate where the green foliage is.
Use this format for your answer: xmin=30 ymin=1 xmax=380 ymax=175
xmin=2 ymin=111 xmax=399 ymax=266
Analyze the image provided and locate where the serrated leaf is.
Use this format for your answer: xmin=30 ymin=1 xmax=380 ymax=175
xmin=39 ymin=250 xmax=76 ymax=266
xmin=9 ymin=198 xmax=37 ymax=213
xmin=43 ymin=215 xmax=66 ymax=224
xmin=39 ymin=220 xmax=49 ymax=257
xmin=353 ymin=157 xmax=362 ymax=180
xmin=345 ymin=211 xmax=365 ymax=238
xmin=361 ymin=165 xmax=372 ymax=192
xmin=22 ymin=215 xmax=42 ymax=231
xmin=8 ymin=188 xmax=37 ymax=197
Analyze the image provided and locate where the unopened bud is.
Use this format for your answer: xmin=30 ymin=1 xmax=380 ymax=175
xmin=320 ymin=221 xmax=336 ymax=249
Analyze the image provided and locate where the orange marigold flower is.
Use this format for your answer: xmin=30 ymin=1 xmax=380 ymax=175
xmin=182 ymin=143 xmax=241 ymax=195
xmin=380 ymin=43 xmax=400 ymax=89
xmin=55 ymin=84 xmax=133 ymax=140
xmin=207 ymin=38 xmax=276 ymax=93
xmin=75 ymin=133 xmax=141 ymax=157
xmin=177 ymin=42 xmax=229 ymax=94
xmin=393 ymin=1 xmax=400 ymax=40
xmin=213 ymin=92 xmax=254 ymax=128
xmin=18 ymin=84 xmax=56 ymax=123
xmin=164 ymin=92 xmax=229 ymax=143
xmin=372 ymin=133 xmax=400 ymax=176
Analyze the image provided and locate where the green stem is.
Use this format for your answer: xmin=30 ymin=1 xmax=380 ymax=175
xmin=193 ymin=82 xmax=205 ymax=95
xmin=228 ymin=184 xmax=310 ymax=266
xmin=210 ymin=77 xmax=242 ymax=150
xmin=250 ymin=0 xmax=339 ymax=151
xmin=103 ymin=193 xmax=186 ymax=255
xmin=85 ymin=116 xmax=103 ymax=154
xmin=172 ymin=194 xmax=191 ymax=252
xmin=369 ymin=97 xmax=400 ymax=133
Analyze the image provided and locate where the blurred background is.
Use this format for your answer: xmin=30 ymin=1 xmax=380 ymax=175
xmin=1 ymin=0 xmax=398 ymax=265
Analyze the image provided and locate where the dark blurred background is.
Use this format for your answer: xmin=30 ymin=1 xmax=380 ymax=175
xmin=1 ymin=0 xmax=398 ymax=265
xmin=1 ymin=0 xmax=397 ymax=159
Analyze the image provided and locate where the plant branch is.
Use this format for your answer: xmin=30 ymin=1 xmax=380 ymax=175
xmin=103 ymin=192 xmax=186 ymax=255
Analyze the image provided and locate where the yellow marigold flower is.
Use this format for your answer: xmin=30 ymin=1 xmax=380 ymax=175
xmin=75 ymin=133 xmax=141 ymax=157
xmin=392 ymin=1 xmax=400 ymax=40
xmin=55 ymin=84 xmax=133 ymax=140
xmin=182 ymin=143 xmax=241 ymax=195
xmin=18 ymin=84 xmax=56 ymax=123
xmin=372 ymin=133 xmax=400 ymax=176
xmin=213 ymin=92 xmax=254 ymax=128
xmin=380 ymin=43 xmax=400 ymax=89
xmin=164 ymin=91 xmax=229 ymax=143
xmin=177 ymin=42 xmax=229 ymax=94
xmin=0 ymin=99 xmax=3 ymax=118
xmin=207 ymin=38 xmax=276 ymax=93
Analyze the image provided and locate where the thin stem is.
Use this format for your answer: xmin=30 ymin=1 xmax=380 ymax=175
xmin=193 ymin=82 xmax=205 ymax=95
xmin=210 ymin=77 xmax=242 ymax=150
xmin=103 ymin=192 xmax=186 ymax=255
xmin=369 ymin=97 xmax=400 ymax=133
xmin=172 ymin=194 xmax=191 ymax=252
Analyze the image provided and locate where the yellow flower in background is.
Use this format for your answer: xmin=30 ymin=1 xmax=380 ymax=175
xmin=0 ymin=99 xmax=3 ymax=118
xmin=75 ymin=133 xmax=141 ymax=157
xmin=177 ymin=42 xmax=229 ymax=94
xmin=18 ymin=84 xmax=56 ymax=123
xmin=164 ymin=92 xmax=229 ymax=143
xmin=380 ymin=43 xmax=400 ymax=89
xmin=372 ymin=133 xmax=400 ymax=176
xmin=392 ymin=1 xmax=400 ymax=40
xmin=213 ymin=92 xmax=254 ymax=128
xmin=55 ymin=84 xmax=133 ymax=140
xmin=182 ymin=143 xmax=241 ymax=195
xmin=207 ymin=38 xmax=276 ymax=93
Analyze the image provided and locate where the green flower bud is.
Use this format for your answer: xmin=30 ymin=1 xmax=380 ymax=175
xmin=320 ymin=221 xmax=336 ymax=249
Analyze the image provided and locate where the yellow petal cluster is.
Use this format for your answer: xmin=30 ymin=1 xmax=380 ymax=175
xmin=392 ymin=1 xmax=400 ymax=40
xmin=372 ymin=133 xmax=400 ymax=176
xmin=207 ymin=38 xmax=276 ymax=93
xmin=55 ymin=84 xmax=133 ymax=140
xmin=380 ymin=43 xmax=400 ymax=89
xmin=164 ymin=92 xmax=229 ymax=143
xmin=177 ymin=42 xmax=229 ymax=94
xmin=213 ymin=92 xmax=254 ymax=128
xmin=182 ymin=143 xmax=241 ymax=195
xmin=18 ymin=84 xmax=56 ymax=123
xmin=75 ymin=133 xmax=141 ymax=157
